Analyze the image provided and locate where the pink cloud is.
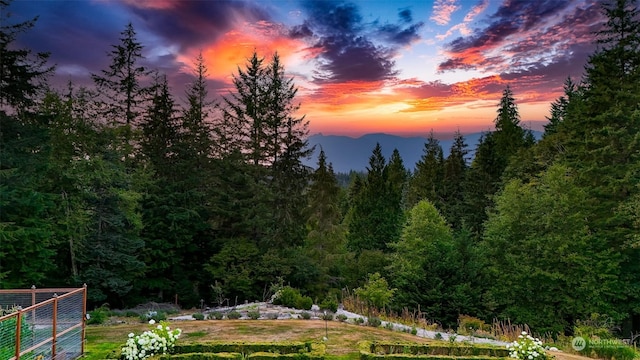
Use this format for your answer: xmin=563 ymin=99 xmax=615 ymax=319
xmin=431 ymin=0 xmax=460 ymax=26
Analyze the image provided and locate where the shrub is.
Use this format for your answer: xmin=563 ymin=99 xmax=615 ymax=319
xmin=367 ymin=317 xmax=382 ymax=327
xmin=273 ymin=287 xmax=302 ymax=308
xmin=296 ymin=296 xmax=313 ymax=311
xmin=300 ymin=312 xmax=311 ymax=320
xmin=209 ymin=312 xmax=224 ymax=320
xmin=319 ymin=297 xmax=338 ymax=313
xmin=336 ymin=314 xmax=348 ymax=322
xmin=121 ymin=320 xmax=181 ymax=360
xmin=591 ymin=343 xmax=638 ymax=360
xmin=384 ymin=322 xmax=394 ymax=330
xmin=193 ymin=313 xmax=205 ymax=320
xmin=248 ymin=310 xmax=261 ymax=320
xmin=125 ymin=310 xmax=140 ymax=318
xmin=458 ymin=315 xmax=488 ymax=335
xmin=411 ymin=327 xmax=417 ymax=335
xmin=506 ymin=331 xmax=550 ymax=360
xmin=87 ymin=306 xmax=110 ymax=325
xmin=355 ymin=317 xmax=364 ymax=325
xmin=139 ymin=310 xmax=167 ymax=323
xmin=227 ymin=311 xmax=241 ymax=320
xmin=435 ymin=333 xmax=443 ymax=340
xmin=321 ymin=313 xmax=334 ymax=321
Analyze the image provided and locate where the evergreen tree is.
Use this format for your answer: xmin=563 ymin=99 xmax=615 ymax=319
xmin=544 ymin=77 xmax=579 ymax=137
xmin=441 ymin=130 xmax=468 ymax=229
xmin=493 ymin=86 xmax=531 ymax=170
xmin=182 ymin=53 xmax=215 ymax=163
xmin=406 ymin=131 xmax=444 ymax=209
xmin=0 ymin=1 xmax=56 ymax=287
xmin=461 ymin=132 xmax=499 ymax=236
xmin=222 ymin=52 xmax=268 ymax=166
xmin=304 ymin=150 xmax=348 ymax=295
xmin=266 ymin=53 xmax=313 ymax=248
xmin=346 ymin=143 xmax=404 ymax=258
xmin=389 ymin=200 xmax=472 ymax=328
xmin=482 ymin=164 xmax=621 ymax=333
xmin=92 ymin=22 xmax=152 ymax=127
xmin=0 ymin=0 xmax=53 ymax=112
xmin=138 ymin=75 xmax=187 ymax=301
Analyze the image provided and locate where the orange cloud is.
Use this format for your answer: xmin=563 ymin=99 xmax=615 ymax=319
xmin=179 ymin=21 xmax=309 ymax=83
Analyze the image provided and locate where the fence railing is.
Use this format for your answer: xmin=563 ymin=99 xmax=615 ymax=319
xmin=0 ymin=286 xmax=87 ymax=360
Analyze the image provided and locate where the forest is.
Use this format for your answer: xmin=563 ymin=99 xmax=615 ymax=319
xmin=1 ymin=0 xmax=639 ymax=337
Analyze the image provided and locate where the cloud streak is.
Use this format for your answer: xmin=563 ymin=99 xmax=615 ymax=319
xmin=431 ymin=0 xmax=460 ymax=25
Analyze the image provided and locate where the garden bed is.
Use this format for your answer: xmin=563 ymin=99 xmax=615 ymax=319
xmin=360 ymin=341 xmax=510 ymax=360
xmin=158 ymin=341 xmax=325 ymax=360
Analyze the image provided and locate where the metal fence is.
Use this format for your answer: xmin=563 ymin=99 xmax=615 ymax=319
xmin=0 ymin=286 xmax=87 ymax=360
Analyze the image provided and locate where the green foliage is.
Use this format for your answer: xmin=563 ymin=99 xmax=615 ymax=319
xmin=457 ymin=315 xmax=488 ymax=335
xmin=300 ymin=312 xmax=311 ymax=320
xmin=139 ymin=311 xmax=167 ymax=323
xmin=272 ymin=286 xmax=312 ymax=310
xmin=87 ymin=306 xmax=110 ymax=325
xmin=319 ymin=297 xmax=338 ymax=313
xmin=336 ymin=314 xmax=348 ymax=322
xmin=506 ymin=332 xmax=550 ymax=360
xmin=574 ymin=314 xmax=617 ymax=339
xmin=193 ymin=313 xmax=205 ymax=321
xmin=354 ymin=273 xmax=394 ymax=311
xmin=406 ymin=132 xmax=444 ymax=210
xmin=166 ymin=341 xmax=321 ymax=360
xmin=389 ymin=200 xmax=480 ymax=328
xmin=367 ymin=317 xmax=382 ymax=328
xmin=482 ymin=164 xmax=620 ymax=333
xmin=247 ymin=311 xmax=261 ymax=320
xmin=209 ymin=312 xmax=224 ymax=320
xmin=582 ymin=341 xmax=638 ymax=360
xmin=321 ymin=313 xmax=334 ymax=321
xmin=0 ymin=315 xmax=33 ymax=360
xmin=226 ymin=311 xmax=241 ymax=320
xmin=346 ymin=143 xmax=404 ymax=253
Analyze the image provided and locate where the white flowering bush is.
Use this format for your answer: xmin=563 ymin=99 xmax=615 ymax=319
xmin=507 ymin=331 xmax=549 ymax=360
xmin=120 ymin=319 xmax=182 ymax=360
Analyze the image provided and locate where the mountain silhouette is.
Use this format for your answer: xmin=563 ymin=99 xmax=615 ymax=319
xmin=303 ymin=132 xmax=541 ymax=173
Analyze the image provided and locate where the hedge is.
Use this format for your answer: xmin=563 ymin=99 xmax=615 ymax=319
xmin=359 ymin=341 xmax=510 ymax=360
xmin=159 ymin=352 xmax=243 ymax=360
xmin=173 ymin=341 xmax=314 ymax=355
xmin=156 ymin=341 xmax=325 ymax=360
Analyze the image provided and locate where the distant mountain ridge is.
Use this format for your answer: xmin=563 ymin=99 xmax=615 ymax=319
xmin=303 ymin=132 xmax=542 ymax=173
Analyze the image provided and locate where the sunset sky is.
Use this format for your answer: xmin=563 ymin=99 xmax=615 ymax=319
xmin=9 ymin=0 xmax=604 ymax=137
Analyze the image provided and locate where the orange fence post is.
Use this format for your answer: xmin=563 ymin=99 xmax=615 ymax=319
xmin=82 ymin=284 xmax=87 ymax=355
xmin=15 ymin=310 xmax=22 ymax=360
xmin=52 ymin=293 xmax=58 ymax=359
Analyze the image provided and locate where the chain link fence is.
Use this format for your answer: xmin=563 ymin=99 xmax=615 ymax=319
xmin=0 ymin=286 xmax=87 ymax=360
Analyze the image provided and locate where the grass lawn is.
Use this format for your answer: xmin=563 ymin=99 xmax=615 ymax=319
xmin=83 ymin=318 xmax=434 ymax=359
xmin=82 ymin=318 xmax=594 ymax=360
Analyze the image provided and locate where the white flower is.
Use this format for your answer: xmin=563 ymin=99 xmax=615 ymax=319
xmin=148 ymin=319 xmax=156 ymax=325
